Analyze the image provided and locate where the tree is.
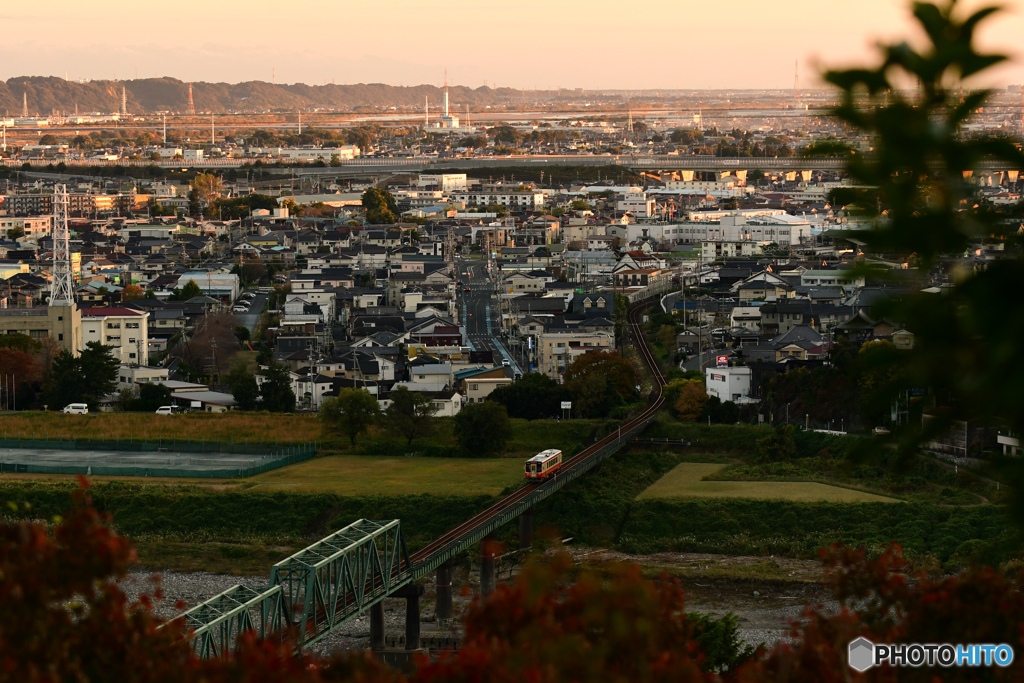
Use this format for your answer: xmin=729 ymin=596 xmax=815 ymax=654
xmin=0 ymin=332 xmax=41 ymax=354
xmin=129 ymin=383 xmax=172 ymax=412
xmin=190 ymin=172 xmax=224 ymax=214
xmin=0 ymin=347 xmax=42 ymax=408
xmin=170 ymin=279 xmax=202 ymax=301
xmin=673 ymin=379 xmax=708 ymax=421
xmin=234 ymin=326 xmax=251 ymax=344
xmin=6 ymin=226 xmax=24 ymax=240
xmin=418 ymin=553 xmax=749 ymax=682
xmin=320 ymin=389 xmax=380 ymax=447
xmin=77 ymin=342 xmax=119 ymax=406
xmin=818 ymin=0 xmax=1024 ymax=514
xmin=259 ymin=363 xmax=295 ymax=412
xmin=239 ymin=261 xmax=267 ymax=287
xmin=488 ymin=372 xmax=566 ymax=420
xmin=736 ymin=543 xmax=1024 ymax=683
xmin=755 ymin=425 xmax=796 ymax=463
xmin=453 ymin=401 xmax=512 ymax=456
xmin=121 ymin=284 xmax=143 ymax=302
xmin=361 ymin=188 xmax=398 ymax=224
xmin=563 ymin=352 xmax=637 ymax=418
xmin=46 ymin=350 xmax=85 ymax=409
xmin=227 ymin=361 xmax=259 ymax=411
xmin=385 ymin=386 xmax=438 ymax=446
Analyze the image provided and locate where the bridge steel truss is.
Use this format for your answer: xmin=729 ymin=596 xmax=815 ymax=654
xmin=182 ymin=584 xmax=284 ymax=658
xmin=180 ymin=518 xmax=410 ymax=655
xmin=269 ymin=519 xmax=410 ymax=647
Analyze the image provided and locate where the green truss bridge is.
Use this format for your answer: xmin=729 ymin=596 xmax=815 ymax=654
xmin=179 ymin=299 xmax=667 ymax=657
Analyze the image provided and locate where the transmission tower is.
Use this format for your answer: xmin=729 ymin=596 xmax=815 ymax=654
xmin=22 ymin=92 xmax=28 ymax=118
xmin=187 ymin=83 xmax=196 ymax=116
xmin=120 ymin=86 xmax=127 ymax=116
xmin=50 ymin=185 xmax=74 ymax=307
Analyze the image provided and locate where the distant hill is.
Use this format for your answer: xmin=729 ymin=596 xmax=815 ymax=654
xmin=0 ymin=77 xmax=527 ymax=115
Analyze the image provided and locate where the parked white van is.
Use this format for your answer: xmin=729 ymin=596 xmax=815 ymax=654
xmin=155 ymin=406 xmax=175 ymax=415
xmin=63 ymin=403 xmax=88 ymax=415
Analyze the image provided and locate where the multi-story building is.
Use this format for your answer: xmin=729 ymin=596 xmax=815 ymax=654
xmin=81 ymin=307 xmax=149 ymax=365
xmin=417 ymin=174 xmax=468 ymax=191
xmin=451 ymin=191 xmax=545 ymax=210
xmin=0 ymin=215 xmax=52 ymax=241
xmin=616 ymin=192 xmax=656 ymax=218
xmin=537 ymin=331 xmax=614 ymax=380
xmin=1 ymin=192 xmax=137 ymax=217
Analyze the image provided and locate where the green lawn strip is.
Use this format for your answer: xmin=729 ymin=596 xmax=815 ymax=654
xmin=639 ymin=463 xmax=901 ymax=504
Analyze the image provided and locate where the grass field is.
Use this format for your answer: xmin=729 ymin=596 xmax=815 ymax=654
xmin=638 ymin=463 xmax=902 ymax=504
xmin=0 ymin=411 xmax=320 ymax=444
xmin=244 ymin=455 xmax=523 ymax=496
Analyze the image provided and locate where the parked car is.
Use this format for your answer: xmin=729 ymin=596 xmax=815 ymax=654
xmin=232 ymin=305 xmax=248 ymax=312
xmin=155 ymin=406 xmax=175 ymax=416
xmin=62 ymin=403 xmax=88 ymax=415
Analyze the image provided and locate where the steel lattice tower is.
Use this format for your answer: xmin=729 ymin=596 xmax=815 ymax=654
xmin=187 ymin=83 xmax=196 ymax=115
xmin=50 ymin=185 xmax=74 ymax=307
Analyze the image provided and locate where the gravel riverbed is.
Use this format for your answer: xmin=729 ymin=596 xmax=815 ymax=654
xmin=122 ymin=549 xmax=839 ymax=655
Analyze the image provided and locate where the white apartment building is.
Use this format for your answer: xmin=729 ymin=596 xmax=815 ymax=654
xmin=246 ymin=146 xmax=360 ymax=162
xmin=701 ymin=241 xmax=765 ymax=260
xmin=81 ymin=307 xmax=149 ymax=365
xmin=616 ymin=192 xmax=656 ymax=218
xmin=451 ymin=191 xmax=545 ymax=210
xmin=0 ymin=215 xmax=52 ymax=241
xmin=705 ymin=366 xmax=753 ymax=403
xmin=537 ymin=331 xmax=614 ymax=380
xmin=417 ymin=174 xmax=468 ymax=191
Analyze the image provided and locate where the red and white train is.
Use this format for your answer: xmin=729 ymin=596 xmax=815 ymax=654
xmin=524 ymin=448 xmax=563 ymax=479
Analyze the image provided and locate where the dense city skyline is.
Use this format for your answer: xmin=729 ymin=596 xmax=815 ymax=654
xmin=3 ymin=0 xmax=1024 ymax=90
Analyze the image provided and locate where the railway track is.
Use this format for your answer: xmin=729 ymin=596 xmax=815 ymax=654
xmin=409 ymin=300 xmax=666 ymax=566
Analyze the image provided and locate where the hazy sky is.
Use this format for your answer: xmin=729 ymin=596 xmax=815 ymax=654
xmin=2 ymin=0 xmax=1023 ymax=90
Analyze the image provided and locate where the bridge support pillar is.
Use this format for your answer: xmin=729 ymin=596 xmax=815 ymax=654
xmin=518 ymin=507 xmax=534 ymax=550
xmin=369 ymin=600 xmax=385 ymax=650
xmin=392 ymin=583 xmax=425 ymax=651
xmin=481 ymin=536 xmax=497 ymax=598
xmin=436 ymin=560 xmax=453 ymax=628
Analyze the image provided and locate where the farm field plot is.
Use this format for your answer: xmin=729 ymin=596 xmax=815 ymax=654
xmin=244 ymin=455 xmax=523 ymax=496
xmin=638 ymin=463 xmax=902 ymax=504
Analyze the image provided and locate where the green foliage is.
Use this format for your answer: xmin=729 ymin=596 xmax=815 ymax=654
xmin=259 ymin=363 xmax=295 ymax=412
xmin=385 ymin=387 xmax=438 ymax=446
xmin=563 ymin=351 xmax=637 ymax=418
xmin=233 ymin=326 xmax=250 ymax=344
xmin=487 ymin=372 xmax=567 ymax=420
xmin=619 ymin=498 xmax=1012 ymax=566
xmin=361 ymin=188 xmax=398 ymax=224
xmin=669 ymin=129 xmax=704 ymax=145
xmin=0 ymin=333 xmax=41 ymax=354
xmin=226 ymin=361 xmax=259 ymax=411
xmin=453 ymin=401 xmax=513 ymax=456
xmin=755 ymin=425 xmax=797 ymax=463
xmin=46 ymin=342 xmax=118 ymax=409
xmin=128 ymin=383 xmax=172 ymax=412
xmin=320 ymin=389 xmax=380 ymax=447
xmin=169 ymin=279 xmax=202 ymax=302
xmin=821 ymin=1 xmax=1024 ymax=524
xmin=46 ymin=351 xmax=83 ymax=409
